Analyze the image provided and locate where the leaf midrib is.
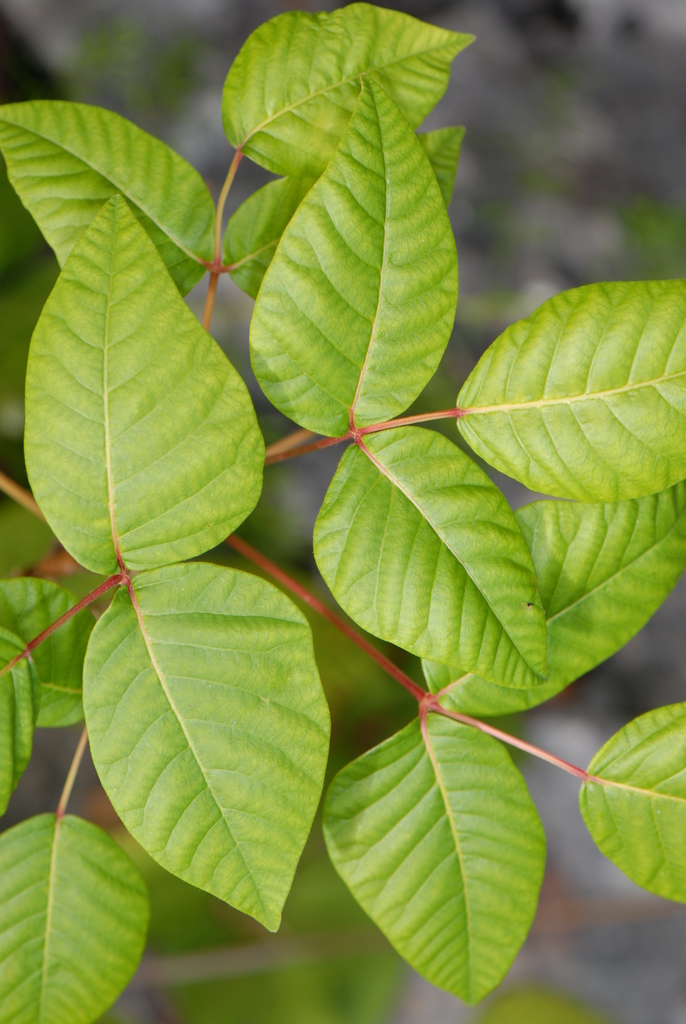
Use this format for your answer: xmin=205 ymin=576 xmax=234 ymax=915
xmin=126 ymin=584 xmax=268 ymax=920
xmin=103 ymin=227 xmax=120 ymax=567
xmin=38 ymin=816 xmax=60 ymax=1023
xmin=238 ymin=41 xmax=461 ymax=149
xmin=0 ymin=114 xmax=205 ymax=266
xmin=587 ymin=775 xmax=686 ymax=806
xmin=462 ymin=367 xmax=686 ymax=416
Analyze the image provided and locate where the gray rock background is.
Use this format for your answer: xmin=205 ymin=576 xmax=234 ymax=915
xmin=2 ymin=1 xmax=686 ymax=1021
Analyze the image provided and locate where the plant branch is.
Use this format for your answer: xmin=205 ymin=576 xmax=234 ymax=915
xmin=265 ymin=433 xmax=348 ymax=465
xmin=262 ymin=408 xmax=467 ymax=467
xmin=0 ymin=470 xmax=44 ymax=519
xmin=0 ymin=572 xmax=125 ymax=679
xmin=431 ymin=703 xmax=592 ymax=782
xmin=264 ymin=428 xmax=317 ymax=460
xmin=202 ymin=148 xmax=243 ymax=332
xmin=56 ymin=726 xmax=89 ymax=820
xmin=225 ymin=534 xmax=426 ymax=702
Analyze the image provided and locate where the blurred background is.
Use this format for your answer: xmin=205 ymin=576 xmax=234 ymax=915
xmin=1 ymin=0 xmax=686 ymax=1021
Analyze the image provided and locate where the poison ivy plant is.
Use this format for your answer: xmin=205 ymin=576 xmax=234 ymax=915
xmin=0 ymin=4 xmax=686 ymax=1020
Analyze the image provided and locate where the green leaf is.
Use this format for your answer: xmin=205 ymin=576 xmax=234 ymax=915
xmin=0 ymin=578 xmax=95 ymax=727
xmin=315 ymin=427 xmax=546 ymax=688
xmin=0 ymin=101 xmax=214 ymax=294
xmin=224 ymin=176 xmax=314 ymax=299
xmin=25 ymin=195 xmax=264 ymax=576
xmin=0 ymin=628 xmax=39 ymax=815
xmin=0 ymin=812 xmax=149 ymax=1024
xmin=323 ymin=716 xmax=545 ymax=1004
xmin=251 ymin=79 xmax=458 ymax=437
xmin=418 ymin=127 xmax=465 ymax=207
xmin=580 ymin=702 xmax=686 ymax=900
xmin=84 ymin=561 xmax=330 ymax=932
xmin=426 ymin=482 xmax=686 ymax=715
xmin=222 ymin=4 xmax=473 ymax=178
xmin=478 ymin=987 xmax=611 ymax=1024
xmin=457 ymin=280 xmax=686 ymax=501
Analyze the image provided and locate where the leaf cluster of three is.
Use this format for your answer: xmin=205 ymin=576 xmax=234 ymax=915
xmin=1 ymin=3 xmax=686 ymax=1018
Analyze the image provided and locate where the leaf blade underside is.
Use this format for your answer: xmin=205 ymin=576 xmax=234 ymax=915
xmin=581 ymin=702 xmax=686 ymax=901
xmin=314 ymin=427 xmax=546 ymax=688
xmin=250 ymin=78 xmax=458 ymax=437
xmin=0 ymin=100 xmax=214 ymax=294
xmin=24 ymin=195 xmax=264 ymax=575
xmin=0 ymin=813 xmax=149 ymax=1024
xmin=0 ymin=578 xmax=94 ymax=727
xmin=222 ymin=3 xmax=472 ymax=178
xmin=324 ymin=716 xmax=545 ymax=1003
xmin=425 ymin=483 xmax=686 ymax=715
xmin=84 ymin=562 xmax=330 ymax=932
xmin=458 ymin=280 xmax=686 ymax=501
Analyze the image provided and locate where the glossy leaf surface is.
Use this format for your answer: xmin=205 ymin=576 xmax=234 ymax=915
xmin=315 ymin=427 xmax=546 ymax=688
xmin=458 ymin=280 xmax=686 ymax=500
xmin=426 ymin=484 xmax=686 ymax=714
xmin=0 ymin=813 xmax=148 ymax=1024
xmin=581 ymin=703 xmax=686 ymax=900
xmin=0 ymin=101 xmax=214 ymax=294
xmin=224 ymin=176 xmax=314 ymax=298
xmin=418 ymin=126 xmax=464 ymax=206
xmin=0 ymin=578 xmax=94 ymax=727
xmin=251 ymin=81 xmax=458 ymax=437
xmin=25 ymin=195 xmax=263 ymax=575
xmin=84 ymin=562 xmax=330 ymax=932
xmin=223 ymin=4 xmax=472 ymax=178
xmin=324 ymin=716 xmax=545 ymax=1003
xmin=0 ymin=628 xmax=39 ymax=815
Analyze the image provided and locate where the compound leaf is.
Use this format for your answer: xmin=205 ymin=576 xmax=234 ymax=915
xmin=222 ymin=4 xmax=473 ymax=178
xmin=0 ymin=101 xmax=214 ymax=295
xmin=580 ymin=703 xmax=686 ymax=900
xmin=0 ymin=628 xmax=39 ymax=815
xmin=0 ymin=812 xmax=148 ymax=1024
xmin=458 ymin=280 xmax=686 ymax=501
xmin=324 ymin=716 xmax=545 ymax=1004
xmin=0 ymin=578 xmax=95 ymax=727
xmin=418 ymin=126 xmax=464 ymax=207
xmin=84 ymin=562 xmax=330 ymax=932
xmin=25 ymin=195 xmax=264 ymax=576
xmin=251 ymin=80 xmax=458 ymax=437
xmin=224 ymin=176 xmax=314 ymax=299
xmin=314 ymin=427 xmax=546 ymax=688
xmin=426 ymin=482 xmax=686 ymax=715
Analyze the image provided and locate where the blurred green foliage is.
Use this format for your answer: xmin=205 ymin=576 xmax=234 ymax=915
xmin=478 ymin=987 xmax=612 ymax=1023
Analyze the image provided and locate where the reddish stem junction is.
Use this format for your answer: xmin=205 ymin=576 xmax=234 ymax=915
xmin=265 ymin=407 xmax=467 ymax=466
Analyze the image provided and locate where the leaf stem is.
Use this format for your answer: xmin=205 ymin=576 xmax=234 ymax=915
xmin=56 ymin=726 xmax=89 ymax=820
xmin=225 ymin=534 xmax=426 ymax=702
xmin=431 ymin=703 xmax=592 ymax=782
xmin=202 ymin=148 xmax=243 ymax=332
xmin=262 ymin=408 xmax=468 ymax=466
xmin=0 ymin=572 xmax=125 ymax=679
xmin=0 ymin=470 xmax=44 ymax=519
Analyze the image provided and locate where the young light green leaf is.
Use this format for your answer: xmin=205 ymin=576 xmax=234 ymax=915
xmin=0 ymin=578 xmax=95 ymax=727
xmin=0 ymin=627 xmax=39 ymax=815
xmin=84 ymin=562 xmax=330 ymax=932
xmin=580 ymin=703 xmax=686 ymax=901
xmin=324 ymin=715 xmax=545 ymax=1004
xmin=0 ymin=812 xmax=149 ymax=1024
xmin=314 ymin=427 xmax=546 ymax=688
xmin=458 ymin=280 xmax=686 ymax=501
xmin=222 ymin=4 xmax=473 ymax=178
xmin=223 ymin=176 xmax=314 ymax=299
xmin=0 ymin=101 xmax=214 ymax=294
xmin=426 ymin=482 xmax=686 ymax=715
xmin=251 ymin=80 xmax=458 ymax=437
xmin=418 ymin=126 xmax=465 ymax=207
xmin=25 ymin=195 xmax=264 ymax=576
